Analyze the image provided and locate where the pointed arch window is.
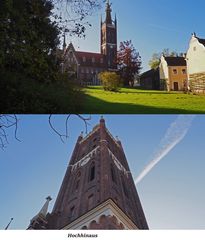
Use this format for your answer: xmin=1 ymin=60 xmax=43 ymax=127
xmin=74 ymin=171 xmax=81 ymax=192
xmin=70 ymin=206 xmax=75 ymax=218
xmin=111 ymin=164 xmax=117 ymax=183
xmin=121 ymin=176 xmax=129 ymax=198
xmin=89 ymin=163 xmax=95 ymax=182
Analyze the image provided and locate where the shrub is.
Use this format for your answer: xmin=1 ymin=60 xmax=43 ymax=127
xmin=98 ymin=72 xmax=121 ymax=92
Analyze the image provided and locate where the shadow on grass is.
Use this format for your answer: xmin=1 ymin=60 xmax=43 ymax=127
xmin=81 ymin=94 xmax=205 ymax=114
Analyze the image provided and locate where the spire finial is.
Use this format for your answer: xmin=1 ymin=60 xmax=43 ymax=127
xmin=5 ymin=218 xmax=14 ymax=230
xmin=63 ymin=32 xmax=66 ymax=51
xmin=105 ymin=0 xmax=112 ymax=24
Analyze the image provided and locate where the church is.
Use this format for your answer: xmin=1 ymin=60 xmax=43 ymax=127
xmin=28 ymin=118 xmax=148 ymax=230
xmin=61 ymin=1 xmax=118 ymax=85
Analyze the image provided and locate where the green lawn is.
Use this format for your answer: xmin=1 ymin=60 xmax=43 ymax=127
xmin=82 ymin=86 xmax=205 ymax=114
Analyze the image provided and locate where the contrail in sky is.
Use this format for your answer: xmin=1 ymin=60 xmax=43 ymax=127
xmin=135 ymin=115 xmax=196 ymax=185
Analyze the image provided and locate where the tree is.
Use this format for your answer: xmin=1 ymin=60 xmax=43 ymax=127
xmin=149 ymin=49 xmax=179 ymax=69
xmin=98 ymin=72 xmax=121 ymax=92
xmin=55 ymin=0 xmax=104 ymax=37
xmin=0 ymin=114 xmax=91 ymax=150
xmin=117 ymin=40 xmax=142 ymax=86
xmin=0 ymin=0 xmax=104 ymax=113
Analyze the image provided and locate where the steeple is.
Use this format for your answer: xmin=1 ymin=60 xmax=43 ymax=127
xmin=105 ymin=0 xmax=112 ymax=24
xmin=101 ymin=0 xmax=117 ymax=69
xmin=28 ymin=196 xmax=52 ymax=229
xmin=63 ymin=32 xmax=66 ymax=52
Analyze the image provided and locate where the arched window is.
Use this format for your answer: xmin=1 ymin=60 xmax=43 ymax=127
xmin=89 ymin=163 xmax=95 ymax=182
xmin=74 ymin=171 xmax=81 ymax=192
xmin=111 ymin=164 xmax=117 ymax=183
xmin=70 ymin=206 xmax=75 ymax=218
xmin=121 ymin=176 xmax=129 ymax=198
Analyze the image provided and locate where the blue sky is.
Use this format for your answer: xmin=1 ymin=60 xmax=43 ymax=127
xmin=0 ymin=115 xmax=205 ymax=229
xmin=62 ymin=0 xmax=205 ymax=70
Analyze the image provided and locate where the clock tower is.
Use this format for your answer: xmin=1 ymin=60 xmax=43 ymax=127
xmin=28 ymin=118 xmax=148 ymax=230
xmin=101 ymin=0 xmax=117 ymax=70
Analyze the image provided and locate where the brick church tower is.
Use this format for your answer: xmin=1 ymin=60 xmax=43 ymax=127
xmin=101 ymin=0 xmax=117 ymax=70
xmin=28 ymin=118 xmax=148 ymax=230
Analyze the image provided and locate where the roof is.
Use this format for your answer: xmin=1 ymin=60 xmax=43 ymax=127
xmin=75 ymin=51 xmax=107 ymax=68
xmin=140 ymin=68 xmax=159 ymax=78
xmin=164 ymin=57 xmax=187 ymax=66
xmin=197 ymin=37 xmax=205 ymax=47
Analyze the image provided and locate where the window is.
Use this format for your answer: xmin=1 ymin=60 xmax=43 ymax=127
xmin=75 ymin=179 xmax=80 ymax=191
xmin=70 ymin=206 xmax=75 ymax=218
xmin=111 ymin=164 xmax=117 ymax=183
xmin=89 ymin=164 xmax=95 ymax=182
xmin=83 ymin=57 xmax=86 ymax=62
xmin=193 ymin=46 xmax=196 ymax=51
xmin=182 ymin=69 xmax=186 ymax=74
xmin=81 ymin=68 xmax=84 ymax=73
xmin=100 ymin=58 xmax=104 ymax=63
xmin=92 ymin=57 xmax=95 ymax=63
xmin=88 ymin=194 xmax=94 ymax=210
xmin=121 ymin=177 xmax=129 ymax=198
xmin=173 ymin=69 xmax=178 ymax=74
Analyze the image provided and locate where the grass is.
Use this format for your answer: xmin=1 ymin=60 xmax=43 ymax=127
xmin=81 ymin=86 xmax=205 ymax=114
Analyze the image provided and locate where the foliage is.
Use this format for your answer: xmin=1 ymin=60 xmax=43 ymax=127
xmin=83 ymin=86 xmax=205 ymax=114
xmin=117 ymin=40 xmax=142 ymax=86
xmin=98 ymin=72 xmax=121 ymax=92
xmin=0 ymin=0 xmax=85 ymax=113
xmin=0 ymin=71 xmax=83 ymax=113
xmin=149 ymin=49 xmax=181 ymax=69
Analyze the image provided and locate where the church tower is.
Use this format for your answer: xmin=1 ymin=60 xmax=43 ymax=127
xmin=29 ymin=118 xmax=148 ymax=230
xmin=101 ymin=1 xmax=117 ymax=70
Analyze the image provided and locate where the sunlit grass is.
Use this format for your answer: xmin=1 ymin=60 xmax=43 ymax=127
xmin=82 ymin=86 xmax=205 ymax=114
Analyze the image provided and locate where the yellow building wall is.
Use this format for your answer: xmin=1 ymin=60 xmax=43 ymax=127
xmin=168 ymin=66 xmax=188 ymax=91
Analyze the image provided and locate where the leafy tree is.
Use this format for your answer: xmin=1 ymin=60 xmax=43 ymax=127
xmin=117 ymin=40 xmax=142 ymax=86
xmin=99 ymin=72 xmax=121 ymax=92
xmin=149 ymin=49 xmax=179 ymax=69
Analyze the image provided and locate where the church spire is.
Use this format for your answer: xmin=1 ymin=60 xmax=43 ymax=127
xmin=63 ymin=32 xmax=66 ymax=52
xmin=28 ymin=196 xmax=52 ymax=229
xmin=105 ymin=0 xmax=112 ymax=24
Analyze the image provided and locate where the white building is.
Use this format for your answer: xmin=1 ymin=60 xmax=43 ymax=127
xmin=186 ymin=33 xmax=205 ymax=93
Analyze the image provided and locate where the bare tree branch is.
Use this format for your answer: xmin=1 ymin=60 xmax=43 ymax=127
xmin=52 ymin=0 xmax=105 ymax=37
xmin=0 ymin=115 xmax=20 ymax=150
xmin=48 ymin=114 xmax=91 ymax=143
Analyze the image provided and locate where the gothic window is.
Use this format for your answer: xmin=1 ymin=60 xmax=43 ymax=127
xmin=70 ymin=206 xmax=75 ymax=218
xmin=88 ymin=194 xmax=94 ymax=210
xmin=89 ymin=163 xmax=95 ymax=182
xmin=121 ymin=176 xmax=129 ymax=198
xmin=111 ymin=164 xmax=117 ymax=183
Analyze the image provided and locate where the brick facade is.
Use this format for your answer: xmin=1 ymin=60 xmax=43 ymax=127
xmin=28 ymin=118 xmax=148 ymax=230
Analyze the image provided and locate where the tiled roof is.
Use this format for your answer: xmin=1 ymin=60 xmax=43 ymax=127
xmin=164 ymin=57 xmax=187 ymax=66
xmin=75 ymin=51 xmax=107 ymax=68
xmin=197 ymin=37 xmax=205 ymax=47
